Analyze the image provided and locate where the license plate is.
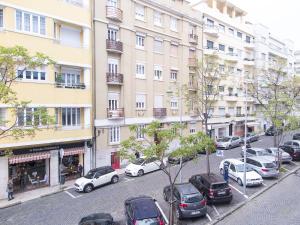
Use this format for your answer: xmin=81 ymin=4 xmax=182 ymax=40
xmin=218 ymin=191 xmax=226 ymax=195
xmin=191 ymin=211 xmax=200 ymax=215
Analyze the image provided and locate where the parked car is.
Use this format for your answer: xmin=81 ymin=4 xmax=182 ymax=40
xmin=240 ymin=133 xmax=259 ymax=143
xmin=280 ymin=141 xmax=300 ymax=161
xmin=189 ymin=173 xmax=232 ymax=204
xmin=240 ymin=147 xmax=271 ymax=157
xmin=216 ymin=136 xmax=242 ymax=150
xmin=219 ymin=159 xmax=263 ymax=186
xmin=74 ymin=166 xmax=119 ymax=193
xmin=265 ymin=147 xmax=293 ymax=163
xmin=163 ymin=183 xmax=207 ymax=219
xmin=242 ymin=156 xmax=279 ymax=178
xmin=124 ymin=196 xmax=166 ymax=225
xmin=292 ymin=133 xmax=300 ymax=140
xmin=78 ymin=213 xmax=117 ymax=225
xmin=265 ymin=126 xmax=283 ymax=136
xmin=125 ymin=157 xmax=163 ymax=177
xmin=168 ymin=154 xmax=196 ymax=165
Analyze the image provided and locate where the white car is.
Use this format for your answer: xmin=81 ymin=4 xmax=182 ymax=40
xmin=125 ymin=157 xmax=163 ymax=177
xmin=74 ymin=166 xmax=119 ymax=193
xmin=216 ymin=136 xmax=242 ymax=150
xmin=219 ymin=159 xmax=263 ymax=186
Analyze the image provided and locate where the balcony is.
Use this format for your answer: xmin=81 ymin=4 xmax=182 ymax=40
xmin=243 ymin=58 xmax=255 ymax=66
xmin=244 ymin=41 xmax=255 ymax=49
xmin=188 ymin=80 xmax=198 ymax=91
xmin=203 ymin=47 xmax=219 ymax=55
xmin=236 ymin=113 xmax=245 ymax=117
xmin=189 ymin=34 xmax=198 ymax=44
xmin=224 ymin=94 xmax=238 ymax=102
xmin=55 ymin=82 xmax=86 ymax=89
xmin=106 ymin=39 xmax=123 ymax=53
xmin=106 ymin=73 xmax=123 ymax=85
xmin=106 ymin=6 xmax=123 ymax=22
xmin=153 ymin=108 xmax=167 ymax=118
xmin=203 ymin=25 xmax=219 ymax=37
xmin=190 ymin=109 xmax=200 ymax=117
xmin=107 ymin=108 xmax=124 ymax=119
xmin=188 ymin=58 xmax=198 ymax=67
xmin=224 ymin=52 xmax=240 ymax=62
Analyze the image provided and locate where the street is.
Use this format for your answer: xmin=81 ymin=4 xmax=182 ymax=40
xmin=0 ymin=134 xmax=299 ymax=225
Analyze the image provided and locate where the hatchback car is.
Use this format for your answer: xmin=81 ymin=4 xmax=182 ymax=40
xmin=125 ymin=157 xmax=163 ymax=177
xmin=265 ymin=147 xmax=293 ymax=163
xmin=219 ymin=159 xmax=263 ymax=186
xmin=74 ymin=166 xmax=119 ymax=193
xmin=167 ymin=154 xmax=195 ymax=165
xmin=280 ymin=141 xmax=300 ymax=161
xmin=78 ymin=213 xmax=117 ymax=225
xmin=216 ymin=136 xmax=242 ymax=150
xmin=240 ymin=147 xmax=270 ymax=157
xmin=265 ymin=126 xmax=283 ymax=136
xmin=163 ymin=183 xmax=207 ymax=219
xmin=240 ymin=133 xmax=259 ymax=143
xmin=189 ymin=173 xmax=232 ymax=204
xmin=292 ymin=133 xmax=300 ymax=140
xmin=243 ymin=156 xmax=279 ymax=178
xmin=124 ymin=196 xmax=165 ymax=225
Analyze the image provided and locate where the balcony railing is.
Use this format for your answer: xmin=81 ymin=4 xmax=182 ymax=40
xmin=107 ymin=108 xmax=124 ymax=119
xmin=55 ymin=82 xmax=86 ymax=89
xmin=153 ymin=108 xmax=167 ymax=117
xmin=106 ymin=6 xmax=123 ymax=22
xmin=188 ymin=58 xmax=198 ymax=67
xmin=106 ymin=39 xmax=123 ymax=53
xmin=203 ymin=24 xmax=219 ymax=37
xmin=189 ymin=34 xmax=198 ymax=44
xmin=106 ymin=73 xmax=123 ymax=85
xmin=188 ymin=81 xmax=198 ymax=91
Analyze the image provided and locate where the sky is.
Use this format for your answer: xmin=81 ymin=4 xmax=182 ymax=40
xmin=189 ymin=0 xmax=300 ymax=50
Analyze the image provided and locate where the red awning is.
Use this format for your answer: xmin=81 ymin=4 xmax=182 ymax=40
xmin=9 ymin=152 xmax=51 ymax=164
xmin=63 ymin=147 xmax=85 ymax=156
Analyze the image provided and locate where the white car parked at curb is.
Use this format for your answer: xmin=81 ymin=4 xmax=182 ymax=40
xmin=125 ymin=157 xmax=165 ymax=177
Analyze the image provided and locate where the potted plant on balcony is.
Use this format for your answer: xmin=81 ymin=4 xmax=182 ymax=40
xmin=55 ymin=74 xmax=64 ymax=88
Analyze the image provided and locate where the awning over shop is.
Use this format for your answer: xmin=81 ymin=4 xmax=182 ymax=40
xmin=63 ymin=147 xmax=85 ymax=156
xmin=9 ymin=152 xmax=51 ymax=164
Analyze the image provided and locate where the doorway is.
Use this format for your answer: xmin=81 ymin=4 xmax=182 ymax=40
xmin=111 ymin=151 xmax=120 ymax=169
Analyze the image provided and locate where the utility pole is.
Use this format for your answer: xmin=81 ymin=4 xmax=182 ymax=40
xmin=243 ymin=80 xmax=248 ymax=195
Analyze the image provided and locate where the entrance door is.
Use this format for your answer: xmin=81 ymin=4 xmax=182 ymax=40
xmin=229 ymin=124 xmax=233 ymax=136
xmin=111 ymin=151 xmax=120 ymax=169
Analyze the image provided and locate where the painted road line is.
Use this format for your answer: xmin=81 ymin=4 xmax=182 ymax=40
xmin=64 ymin=190 xmax=77 ymax=199
xmin=212 ymin=205 xmax=220 ymax=216
xmin=229 ymin=184 xmax=249 ymax=199
xmin=123 ymin=177 xmax=135 ymax=183
xmin=206 ymin=213 xmax=212 ymax=221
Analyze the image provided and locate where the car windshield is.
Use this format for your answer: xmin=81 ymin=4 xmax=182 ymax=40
xmin=84 ymin=170 xmax=96 ymax=179
xmin=219 ymin=137 xmax=230 ymax=142
xmin=264 ymin=163 xmax=276 ymax=168
xmin=236 ymin=164 xmax=252 ymax=172
xmin=136 ymin=218 xmax=160 ymax=225
xmin=257 ymin=150 xmax=270 ymax=156
xmin=132 ymin=158 xmax=145 ymax=165
xmin=211 ymin=183 xmax=228 ymax=189
xmin=183 ymin=194 xmax=203 ymax=203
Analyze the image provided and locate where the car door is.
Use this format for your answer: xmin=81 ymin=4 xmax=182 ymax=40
xmin=143 ymin=158 xmax=156 ymax=173
xmin=229 ymin=163 xmax=237 ymax=180
xmin=193 ymin=175 xmax=204 ymax=192
xmin=151 ymin=158 xmax=161 ymax=171
xmin=231 ymin=137 xmax=238 ymax=147
xmin=103 ymin=168 xmax=114 ymax=184
xmin=92 ymin=170 xmax=106 ymax=187
xmin=246 ymin=158 xmax=257 ymax=172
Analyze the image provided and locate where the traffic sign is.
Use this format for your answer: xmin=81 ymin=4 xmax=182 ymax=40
xmin=216 ymin=150 xmax=224 ymax=157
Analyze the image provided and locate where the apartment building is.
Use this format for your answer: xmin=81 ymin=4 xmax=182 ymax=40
xmin=94 ymin=0 xmax=203 ymax=168
xmin=194 ymin=0 xmax=257 ymax=138
xmin=0 ymin=0 xmax=92 ymax=198
xmin=294 ymin=50 xmax=300 ymax=76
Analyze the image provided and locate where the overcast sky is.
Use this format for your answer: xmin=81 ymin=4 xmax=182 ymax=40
xmin=189 ymin=0 xmax=300 ymax=50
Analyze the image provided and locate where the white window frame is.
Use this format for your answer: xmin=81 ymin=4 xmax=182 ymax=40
xmin=17 ymin=107 xmax=46 ymax=127
xmin=170 ymin=97 xmax=178 ymax=109
xmin=136 ymin=93 xmax=146 ymax=110
xmin=136 ymin=124 xmax=146 ymax=139
xmin=153 ymin=39 xmax=163 ymax=53
xmin=17 ymin=68 xmax=46 ymax=82
xmin=135 ymin=3 xmax=145 ymax=21
xmin=170 ymin=70 xmax=177 ymax=81
xmin=15 ymin=10 xmax=46 ymax=35
xmin=153 ymin=11 xmax=162 ymax=27
xmin=218 ymin=107 xmax=225 ymax=116
xmin=190 ymin=127 xmax=196 ymax=134
xmin=109 ymin=126 xmax=120 ymax=144
xmin=154 ymin=65 xmax=163 ymax=81
xmin=0 ymin=8 xmax=3 ymax=28
xmin=61 ymin=107 xmax=81 ymax=127
xmin=170 ymin=17 xmax=178 ymax=32
xmin=136 ymin=34 xmax=145 ymax=49
xmin=170 ymin=42 xmax=178 ymax=56
xmin=136 ymin=63 xmax=145 ymax=79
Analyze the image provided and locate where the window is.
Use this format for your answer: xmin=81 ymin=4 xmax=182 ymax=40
xmin=218 ymin=86 xmax=224 ymax=93
xmin=136 ymin=34 xmax=145 ymax=49
xmin=261 ymin=53 xmax=266 ymax=60
xmin=219 ymin=24 xmax=225 ymax=32
xmin=170 ymin=98 xmax=178 ymax=109
xmin=61 ymin=108 xmax=81 ymax=126
xmin=136 ymin=94 xmax=146 ymax=109
xmin=154 ymin=39 xmax=163 ymax=53
xmin=136 ymin=124 xmax=146 ymax=139
xmin=219 ymin=64 xmax=225 ymax=73
xmin=207 ymin=18 xmax=214 ymax=27
xmin=0 ymin=9 xmax=3 ymax=28
xmin=17 ymin=108 xmax=47 ymax=127
xmin=58 ymin=68 xmax=81 ymax=87
xmin=208 ymin=107 xmax=214 ymax=116
xmin=228 ymin=28 xmax=234 ymax=36
xmin=219 ymin=107 xmax=225 ymax=116
xmin=154 ymin=65 xmax=162 ymax=80
xmin=0 ymin=108 xmax=6 ymax=126
xmin=65 ymin=0 xmax=84 ymax=7
xmin=60 ymin=26 xmax=81 ymax=47
xmin=15 ymin=10 xmax=46 ymax=35
xmin=108 ymin=28 xmax=117 ymax=41
xmin=237 ymin=31 xmax=242 ymax=39
xmin=170 ymin=70 xmax=177 ymax=81
xmin=136 ymin=63 xmax=145 ymax=79
xmin=228 ymin=107 xmax=234 ymax=115
xmin=245 ymin=35 xmax=251 ymax=43
xmin=190 ymin=128 xmax=196 ymax=134
xmin=170 ymin=43 xmax=178 ymax=56
xmin=135 ymin=3 xmax=145 ymax=21
xmin=219 ymin=44 xmax=225 ymax=52
xmin=153 ymin=11 xmax=162 ymax=26
xmin=207 ymin=40 xmax=214 ymax=49
xmin=109 ymin=126 xmax=120 ymax=144
xmin=170 ymin=17 xmax=177 ymax=31
xmin=17 ymin=69 xmax=46 ymax=81
xmin=228 ymin=47 xmax=234 ymax=53
xmin=236 ymin=68 xmax=242 ymax=76
xmin=107 ymin=0 xmax=118 ymax=7
xmin=236 ymin=107 xmax=242 ymax=115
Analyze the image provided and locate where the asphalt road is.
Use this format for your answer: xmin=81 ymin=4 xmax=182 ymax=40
xmin=0 ymin=133 xmax=299 ymax=225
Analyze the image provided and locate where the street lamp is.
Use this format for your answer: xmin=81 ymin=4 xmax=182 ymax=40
xmin=243 ymin=79 xmax=249 ymax=195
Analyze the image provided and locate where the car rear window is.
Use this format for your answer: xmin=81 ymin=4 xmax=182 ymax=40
xmin=211 ymin=182 xmax=228 ymax=189
xmin=264 ymin=162 xmax=276 ymax=168
xmin=136 ymin=218 xmax=159 ymax=225
xmin=183 ymin=194 xmax=203 ymax=203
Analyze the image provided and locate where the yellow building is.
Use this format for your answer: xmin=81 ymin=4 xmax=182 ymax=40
xmin=0 ymin=0 xmax=92 ymax=198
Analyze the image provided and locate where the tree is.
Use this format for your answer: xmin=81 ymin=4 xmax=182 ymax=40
xmin=120 ymin=121 xmax=215 ymax=225
xmin=183 ymin=54 xmax=225 ymax=174
xmin=0 ymin=46 xmax=55 ymax=141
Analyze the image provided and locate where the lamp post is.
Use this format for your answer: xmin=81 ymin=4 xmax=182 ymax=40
xmin=59 ymin=148 xmax=64 ymax=189
xmin=243 ymin=80 xmax=248 ymax=195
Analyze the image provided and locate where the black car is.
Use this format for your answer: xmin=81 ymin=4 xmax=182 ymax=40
xmin=163 ymin=183 xmax=207 ymax=220
xmin=265 ymin=126 xmax=283 ymax=136
xmin=189 ymin=173 xmax=232 ymax=204
xmin=124 ymin=196 xmax=165 ymax=225
xmin=78 ymin=213 xmax=117 ymax=225
xmin=280 ymin=141 xmax=300 ymax=161
xmin=167 ymin=154 xmax=195 ymax=165
xmin=292 ymin=133 xmax=300 ymax=140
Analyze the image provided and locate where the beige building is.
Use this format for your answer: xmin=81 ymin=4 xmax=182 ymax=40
xmin=0 ymin=0 xmax=92 ymax=198
xmin=94 ymin=0 xmax=203 ymax=168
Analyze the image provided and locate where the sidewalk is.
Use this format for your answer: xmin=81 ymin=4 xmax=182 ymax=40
xmin=0 ymin=169 xmax=126 ymax=209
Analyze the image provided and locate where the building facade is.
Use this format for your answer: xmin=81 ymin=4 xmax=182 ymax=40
xmin=94 ymin=0 xmax=203 ymax=168
xmin=0 ymin=0 xmax=92 ymax=199
xmin=295 ymin=50 xmax=300 ymax=76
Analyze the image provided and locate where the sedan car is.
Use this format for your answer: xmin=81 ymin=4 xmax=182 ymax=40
xmin=78 ymin=213 xmax=117 ymax=225
xmin=125 ymin=157 xmax=163 ymax=177
xmin=265 ymin=126 xmax=283 ymax=136
xmin=124 ymin=196 xmax=166 ymax=225
xmin=265 ymin=147 xmax=293 ymax=163
xmin=292 ymin=133 xmax=300 ymax=140
xmin=167 ymin=154 xmax=196 ymax=165
xmin=240 ymin=133 xmax=259 ymax=143
xmin=243 ymin=156 xmax=279 ymax=178
xmin=240 ymin=147 xmax=270 ymax=157
xmin=216 ymin=136 xmax=242 ymax=150
xmin=219 ymin=159 xmax=263 ymax=186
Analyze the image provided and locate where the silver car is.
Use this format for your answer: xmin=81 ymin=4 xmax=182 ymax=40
xmin=241 ymin=147 xmax=270 ymax=157
xmin=244 ymin=156 xmax=279 ymax=178
xmin=216 ymin=136 xmax=242 ymax=150
xmin=265 ymin=147 xmax=293 ymax=163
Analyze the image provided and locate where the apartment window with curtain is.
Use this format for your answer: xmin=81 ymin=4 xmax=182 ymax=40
xmin=136 ymin=63 xmax=145 ymax=79
xmin=207 ymin=40 xmax=214 ymax=49
xmin=236 ymin=107 xmax=242 ymax=115
xmin=218 ymin=107 xmax=225 ymax=116
xmin=219 ymin=64 xmax=225 ymax=73
xmin=17 ymin=108 xmax=47 ymax=127
xmin=16 ymin=10 xmax=46 ymax=35
xmin=170 ymin=98 xmax=178 ymax=109
xmin=61 ymin=108 xmax=81 ymax=126
xmin=237 ymin=31 xmax=242 ymax=39
xmin=17 ymin=69 xmax=46 ymax=81
xmin=219 ymin=44 xmax=225 ymax=52
xmin=207 ymin=18 xmax=214 ymax=27
xmin=170 ymin=42 xmax=178 ymax=56
xmin=170 ymin=17 xmax=177 ymax=31
xmin=219 ymin=24 xmax=225 ymax=32
xmin=136 ymin=124 xmax=146 ymax=139
xmin=58 ymin=68 xmax=81 ymax=87
xmin=154 ymin=65 xmax=163 ymax=81
xmin=135 ymin=3 xmax=145 ymax=21
xmin=153 ymin=11 xmax=162 ymax=26
xmin=245 ymin=35 xmax=251 ymax=43
xmin=228 ymin=28 xmax=234 ymax=36
xmin=136 ymin=94 xmax=146 ymax=109
xmin=136 ymin=34 xmax=145 ymax=49
xmin=0 ymin=9 xmax=3 ymax=28
xmin=153 ymin=39 xmax=163 ymax=53
xmin=170 ymin=70 xmax=177 ymax=81
xmin=109 ymin=126 xmax=120 ymax=144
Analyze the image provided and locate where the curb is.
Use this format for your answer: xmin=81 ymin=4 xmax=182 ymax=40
xmin=208 ymin=165 xmax=300 ymax=225
xmin=0 ymin=201 xmax=22 ymax=209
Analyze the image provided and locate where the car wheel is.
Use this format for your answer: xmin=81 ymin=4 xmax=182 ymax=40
xmin=84 ymin=184 xmax=93 ymax=193
xmin=111 ymin=175 xmax=119 ymax=184
xmin=163 ymin=192 xmax=168 ymax=202
xmin=228 ymin=145 xmax=232 ymax=150
xmin=138 ymin=169 xmax=144 ymax=177
xmin=237 ymin=178 xmax=243 ymax=186
xmin=176 ymin=208 xmax=182 ymax=220
xmin=220 ymin=168 xmax=224 ymax=175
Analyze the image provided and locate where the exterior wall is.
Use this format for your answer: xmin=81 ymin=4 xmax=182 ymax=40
xmin=0 ymin=157 xmax=9 ymax=199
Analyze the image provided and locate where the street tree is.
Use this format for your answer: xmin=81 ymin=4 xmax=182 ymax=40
xmin=0 ymin=46 xmax=55 ymax=142
xmin=120 ymin=121 xmax=215 ymax=225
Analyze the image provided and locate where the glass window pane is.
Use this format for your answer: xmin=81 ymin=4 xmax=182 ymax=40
xmin=40 ymin=17 xmax=46 ymax=35
xmin=67 ymin=108 xmax=71 ymax=125
xmin=32 ymin=15 xmax=39 ymax=33
xmin=16 ymin=11 xmax=22 ymax=30
xmin=77 ymin=108 xmax=80 ymax=125
xmin=24 ymin=13 xmax=30 ymax=32
xmin=33 ymin=71 xmax=39 ymax=80
xmin=62 ymin=108 xmax=66 ymax=126
xmin=40 ymin=72 xmax=46 ymax=80
xmin=26 ymin=71 xmax=31 ymax=79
